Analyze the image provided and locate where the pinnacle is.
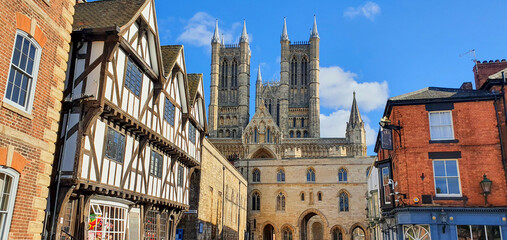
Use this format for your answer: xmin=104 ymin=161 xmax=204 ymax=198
xmin=281 ymin=17 xmax=289 ymax=41
xmin=311 ymin=15 xmax=319 ymax=39
xmin=240 ymin=19 xmax=249 ymax=43
xmin=212 ymin=19 xmax=220 ymax=43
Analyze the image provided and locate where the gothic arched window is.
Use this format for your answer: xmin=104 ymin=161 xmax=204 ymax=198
xmin=252 ymin=192 xmax=260 ymax=211
xmin=296 ymin=131 xmax=301 ymax=138
xmin=254 ymin=128 xmax=258 ymax=143
xmin=231 ymin=59 xmax=238 ymax=87
xmin=307 ymin=168 xmax=315 ymax=182
xmin=276 ymin=192 xmax=286 ymax=211
xmin=267 ymin=128 xmax=271 ymax=143
xmin=301 ymin=118 xmax=305 ymax=128
xmin=221 ymin=59 xmax=228 ymax=88
xmin=283 ymin=227 xmax=293 ymax=240
xmin=338 ymin=168 xmax=348 ymax=182
xmin=301 ymin=57 xmax=308 ymax=85
xmin=277 ymin=169 xmax=285 ymax=182
xmin=291 ymin=57 xmax=297 ymax=85
xmin=252 ymin=169 xmax=261 ymax=182
xmin=339 ymin=192 xmax=349 ymax=212
xmin=301 ymin=192 xmax=305 ymax=201
xmin=290 ymin=131 xmax=294 ymax=138
xmin=232 ymin=129 xmax=237 ymax=138
xmin=293 ymin=118 xmax=296 ymax=127
xmin=332 ymin=228 xmax=344 ymax=240
xmin=317 ymin=192 xmax=322 ymax=201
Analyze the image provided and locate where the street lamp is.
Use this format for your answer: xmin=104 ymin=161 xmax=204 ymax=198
xmin=379 ymin=116 xmax=403 ymax=147
xmin=480 ymin=174 xmax=492 ymax=205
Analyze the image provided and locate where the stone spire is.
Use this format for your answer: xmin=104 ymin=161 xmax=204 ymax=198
xmin=257 ymin=65 xmax=262 ymax=83
xmin=311 ymin=15 xmax=319 ymax=39
xmin=240 ymin=19 xmax=249 ymax=43
xmin=212 ymin=19 xmax=220 ymax=43
xmin=281 ymin=17 xmax=289 ymax=41
xmin=348 ymin=92 xmax=362 ymax=129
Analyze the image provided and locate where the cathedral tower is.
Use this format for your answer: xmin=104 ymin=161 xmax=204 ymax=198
xmin=208 ymin=20 xmax=251 ymax=138
xmin=346 ymin=92 xmax=367 ymax=156
xmin=277 ymin=16 xmax=320 ymax=138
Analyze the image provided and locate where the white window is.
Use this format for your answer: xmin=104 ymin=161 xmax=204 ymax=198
xmin=4 ymin=30 xmax=41 ymax=113
xmin=433 ymin=160 xmax=461 ymax=196
xmin=429 ymin=111 xmax=454 ymax=140
xmin=403 ymin=225 xmax=431 ymax=240
xmin=0 ymin=167 xmax=19 ymax=240
xmin=457 ymin=225 xmax=502 ymax=240
xmin=88 ymin=200 xmax=128 ymax=239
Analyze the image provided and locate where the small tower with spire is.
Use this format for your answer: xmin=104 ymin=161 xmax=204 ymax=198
xmin=308 ymin=15 xmax=321 ymax=138
xmin=346 ymin=92 xmax=367 ymax=156
xmin=208 ymin=19 xmax=221 ymax=137
xmin=256 ymin=65 xmax=263 ymax=111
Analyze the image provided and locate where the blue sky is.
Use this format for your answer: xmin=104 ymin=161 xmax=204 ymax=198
xmin=154 ymin=0 xmax=507 ymax=154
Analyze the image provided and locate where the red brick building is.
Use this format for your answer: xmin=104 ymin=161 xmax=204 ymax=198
xmin=0 ymin=0 xmax=75 ymax=239
xmin=374 ymin=84 xmax=507 ymax=239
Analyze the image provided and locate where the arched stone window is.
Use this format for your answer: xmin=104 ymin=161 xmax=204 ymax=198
xmin=293 ymin=118 xmax=296 ymax=127
xmin=218 ymin=130 xmax=223 ymax=138
xmin=226 ymin=116 xmax=231 ymax=125
xmin=301 ymin=192 xmax=305 ymax=201
xmin=231 ymin=59 xmax=238 ymax=87
xmin=307 ymin=168 xmax=315 ymax=182
xmin=338 ymin=168 xmax=348 ymax=182
xmin=331 ymin=227 xmax=344 ymax=240
xmin=277 ymin=169 xmax=285 ymax=182
xmin=226 ymin=129 xmax=230 ymax=137
xmin=352 ymin=227 xmax=366 ymax=240
xmin=291 ymin=56 xmax=297 ymax=85
xmin=296 ymin=131 xmax=301 ymax=138
xmin=232 ymin=129 xmax=236 ymax=138
xmin=301 ymin=118 xmax=305 ymax=128
xmin=304 ymin=131 xmax=309 ymax=138
xmin=301 ymin=56 xmax=308 ymax=85
xmin=276 ymin=192 xmax=286 ymax=211
xmin=290 ymin=131 xmax=294 ymax=138
xmin=317 ymin=192 xmax=322 ymax=201
xmin=339 ymin=191 xmax=349 ymax=212
xmin=254 ymin=128 xmax=258 ymax=143
xmin=252 ymin=192 xmax=260 ymax=211
xmin=282 ymin=227 xmax=293 ymax=240
xmin=252 ymin=169 xmax=261 ymax=182
xmin=221 ymin=59 xmax=228 ymax=87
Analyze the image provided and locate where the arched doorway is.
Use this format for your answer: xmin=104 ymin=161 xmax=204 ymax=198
xmin=263 ymin=224 xmax=275 ymax=240
xmin=352 ymin=226 xmax=366 ymax=240
xmin=250 ymin=147 xmax=276 ymax=159
xmin=299 ymin=210 xmax=327 ymax=240
xmin=311 ymin=222 xmax=323 ymax=240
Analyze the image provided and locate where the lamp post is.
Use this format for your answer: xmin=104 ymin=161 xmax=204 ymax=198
xmin=480 ymin=174 xmax=492 ymax=205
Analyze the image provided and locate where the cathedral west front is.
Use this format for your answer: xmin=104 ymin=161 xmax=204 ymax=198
xmin=207 ymin=16 xmax=374 ymax=240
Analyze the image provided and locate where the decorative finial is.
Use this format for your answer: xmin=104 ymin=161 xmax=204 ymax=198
xmin=212 ymin=19 xmax=220 ymax=43
xmin=281 ymin=17 xmax=289 ymax=41
xmin=240 ymin=19 xmax=249 ymax=43
xmin=311 ymin=15 xmax=319 ymax=39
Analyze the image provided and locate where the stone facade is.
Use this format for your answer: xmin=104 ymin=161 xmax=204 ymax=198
xmin=207 ymin=17 xmax=373 ymax=240
xmin=0 ymin=0 xmax=75 ymax=239
xmin=178 ymin=139 xmax=248 ymax=240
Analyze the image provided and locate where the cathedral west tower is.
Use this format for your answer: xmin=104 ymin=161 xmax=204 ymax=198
xmin=208 ymin=20 xmax=251 ymax=138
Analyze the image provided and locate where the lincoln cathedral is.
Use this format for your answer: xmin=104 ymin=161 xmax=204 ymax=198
xmin=208 ymin=16 xmax=374 ymax=240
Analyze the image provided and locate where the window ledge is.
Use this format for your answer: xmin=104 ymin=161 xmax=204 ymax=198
xmin=429 ymin=139 xmax=459 ymax=144
xmin=433 ymin=196 xmax=467 ymax=201
xmin=2 ymin=101 xmax=33 ymax=119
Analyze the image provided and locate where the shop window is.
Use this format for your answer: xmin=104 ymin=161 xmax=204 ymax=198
xmin=88 ymin=200 xmax=128 ymax=239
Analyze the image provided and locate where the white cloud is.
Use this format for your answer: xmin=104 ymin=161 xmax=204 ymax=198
xmin=344 ymin=2 xmax=381 ymax=21
xmin=320 ymin=110 xmax=377 ymax=146
xmin=319 ymin=66 xmax=388 ymax=112
xmin=176 ymin=12 xmax=239 ymax=48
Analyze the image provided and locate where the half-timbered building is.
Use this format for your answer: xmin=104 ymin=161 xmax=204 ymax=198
xmin=47 ymin=0 xmax=206 ymax=239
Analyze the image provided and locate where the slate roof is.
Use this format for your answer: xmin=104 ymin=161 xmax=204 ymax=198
xmin=161 ymin=45 xmax=183 ymax=75
xmin=73 ymin=0 xmax=146 ymax=31
xmin=187 ymin=74 xmax=202 ymax=104
xmin=389 ymin=87 xmax=495 ymax=102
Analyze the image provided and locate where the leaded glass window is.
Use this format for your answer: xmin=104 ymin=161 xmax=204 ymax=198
xmin=164 ymin=98 xmax=175 ymax=126
xmin=339 ymin=192 xmax=349 ymax=212
xmin=105 ymin=128 xmax=126 ymax=163
xmin=276 ymin=192 xmax=285 ymax=211
xmin=125 ymin=58 xmax=142 ymax=96
xmin=307 ymin=168 xmax=315 ymax=182
xmin=178 ymin=165 xmax=184 ymax=187
xmin=189 ymin=123 xmax=196 ymax=144
xmin=277 ymin=169 xmax=285 ymax=182
xmin=338 ymin=168 xmax=347 ymax=182
xmin=150 ymin=151 xmax=163 ymax=178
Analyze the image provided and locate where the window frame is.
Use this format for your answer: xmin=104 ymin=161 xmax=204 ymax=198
xmin=252 ymin=169 xmax=261 ymax=183
xmin=306 ymin=168 xmax=315 ymax=182
xmin=150 ymin=150 xmax=163 ymax=178
xmin=105 ymin=127 xmax=126 ymax=163
xmin=428 ymin=110 xmax=455 ymax=140
xmin=432 ymin=159 xmax=462 ymax=197
xmin=339 ymin=192 xmax=349 ymax=212
xmin=88 ymin=199 xmax=128 ymax=239
xmin=188 ymin=123 xmax=197 ymax=144
xmin=0 ymin=167 xmax=20 ymax=240
xmin=178 ymin=165 xmax=184 ymax=187
xmin=125 ymin=57 xmax=143 ymax=96
xmin=4 ymin=30 xmax=42 ymax=114
xmin=164 ymin=97 xmax=176 ymax=126
xmin=277 ymin=169 xmax=285 ymax=182
xmin=338 ymin=168 xmax=348 ymax=182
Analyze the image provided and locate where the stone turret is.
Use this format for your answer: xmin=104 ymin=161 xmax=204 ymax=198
xmin=309 ymin=15 xmax=320 ymax=138
xmin=279 ymin=17 xmax=290 ymax=137
xmin=238 ymin=20 xmax=251 ymax=136
xmin=346 ymin=92 xmax=366 ymax=156
xmin=208 ymin=19 xmax=221 ymax=137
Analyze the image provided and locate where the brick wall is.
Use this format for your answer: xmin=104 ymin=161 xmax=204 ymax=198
xmin=473 ymin=60 xmax=507 ymax=89
xmin=380 ymin=101 xmax=507 ymax=208
xmin=0 ymin=0 xmax=74 ymax=239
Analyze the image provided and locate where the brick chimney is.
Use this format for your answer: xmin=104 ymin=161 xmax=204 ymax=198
xmin=474 ymin=59 xmax=507 ymax=90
